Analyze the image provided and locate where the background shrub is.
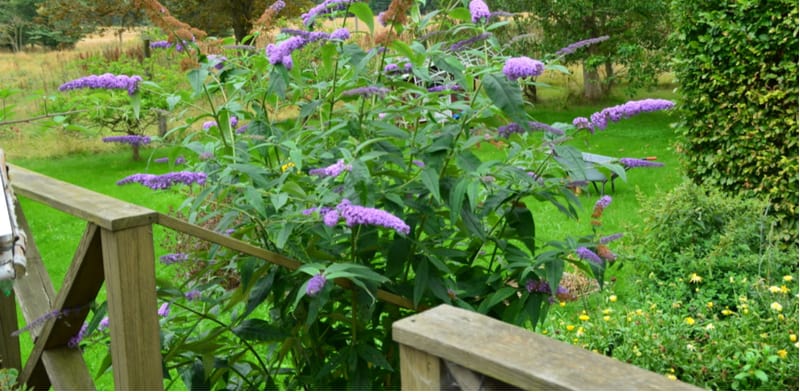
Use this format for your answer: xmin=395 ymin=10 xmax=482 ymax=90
xmin=671 ymin=0 xmax=799 ymax=243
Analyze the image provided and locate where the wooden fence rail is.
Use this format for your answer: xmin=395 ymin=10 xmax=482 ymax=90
xmin=393 ymin=304 xmax=704 ymax=391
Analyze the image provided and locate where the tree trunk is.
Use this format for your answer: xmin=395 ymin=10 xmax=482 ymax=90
xmin=603 ymin=60 xmax=615 ymax=95
xmin=582 ymin=61 xmax=603 ymax=102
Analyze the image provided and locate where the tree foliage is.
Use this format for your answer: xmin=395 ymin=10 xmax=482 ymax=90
xmin=671 ymin=0 xmax=799 ymax=243
xmin=494 ymin=0 xmax=670 ymax=101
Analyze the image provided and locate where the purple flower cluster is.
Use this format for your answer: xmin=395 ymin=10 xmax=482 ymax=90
xmin=575 ymin=99 xmax=676 ymax=132
xmin=619 ymin=158 xmax=665 ymax=168
xmin=525 ymin=280 xmax=570 ymax=303
xmin=102 ymin=135 xmax=151 ymax=146
xmin=497 ymin=121 xmax=565 ymax=137
xmin=160 ymin=253 xmax=189 ymax=265
xmin=450 ymin=32 xmax=491 ymax=52
xmin=99 ymin=316 xmax=110 ymax=331
xmin=202 ymin=116 xmax=238 ymax=131
xmin=576 ymin=247 xmax=603 ymax=265
xmin=315 ymin=199 xmax=411 ymax=235
xmin=384 ymin=62 xmax=413 ymax=74
xmin=270 ymin=0 xmax=286 ymax=13
xmin=185 ymin=289 xmax=201 ymax=301
xmin=599 ymin=233 xmax=623 ymax=244
xmin=329 ymin=28 xmax=350 ymax=40
xmin=306 ymin=273 xmax=327 ymax=296
xmin=301 ymin=0 xmax=354 ymax=26
xmin=207 ymin=54 xmax=227 ymax=70
xmin=469 ymin=0 xmax=491 ymax=23
xmin=427 ymin=84 xmax=462 ymax=93
xmin=502 ymin=57 xmax=545 ymax=81
xmin=149 ymin=40 xmax=171 ymax=49
xmin=117 ymin=171 xmax=207 ymax=190
xmin=68 ymin=322 xmax=88 ymax=348
xmin=594 ymin=195 xmax=612 ymax=211
xmin=158 ymin=302 xmax=170 ymax=317
xmin=412 ymin=160 xmax=425 ymax=168
xmin=341 ymin=86 xmax=390 ymax=98
xmin=266 ymin=36 xmax=306 ymax=69
xmin=309 ymin=159 xmax=352 ymax=177
xmin=555 ymin=35 xmax=610 ymax=57
xmin=59 ymin=73 xmax=143 ymax=95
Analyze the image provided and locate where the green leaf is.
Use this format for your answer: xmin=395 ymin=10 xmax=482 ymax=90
xmin=244 ymin=269 xmax=276 ymax=318
xmin=449 ymin=178 xmax=468 ymax=224
xmin=130 ymin=92 xmax=141 ymax=119
xmin=477 ymin=287 xmax=517 ymax=314
xmin=506 ymin=202 xmax=536 ymax=255
xmin=232 ymin=319 xmax=288 ymax=342
xmin=356 ymin=343 xmax=393 ymax=371
xmin=349 ymin=2 xmax=374 ymax=34
xmin=270 ymin=192 xmax=288 ymax=211
xmin=421 ymin=167 xmax=442 ymax=203
xmin=754 ymin=370 xmax=768 ymax=383
xmin=413 ymin=259 xmax=430 ymax=306
xmin=274 ymin=223 xmax=293 ymax=250
xmin=448 ymin=7 xmax=471 ymax=22
xmin=482 ymin=73 xmax=528 ymax=127
xmin=187 ymin=68 xmax=208 ymax=96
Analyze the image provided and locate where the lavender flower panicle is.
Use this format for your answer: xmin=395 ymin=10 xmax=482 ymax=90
xmin=341 ymin=86 xmax=390 ymax=98
xmin=427 ymin=84 xmax=462 ymax=93
xmin=502 ymin=57 xmax=545 ymax=81
xmin=149 ymin=40 xmax=172 ymax=49
xmin=98 ymin=316 xmax=110 ymax=331
xmin=498 ymin=121 xmax=565 ymax=137
xmin=266 ymin=36 xmax=307 ymax=69
xmin=306 ymin=273 xmax=327 ymax=296
xmin=202 ymin=120 xmax=217 ymax=130
xmin=117 ymin=172 xmax=207 ymax=190
xmin=67 ymin=322 xmax=88 ymax=348
xmin=185 ymin=290 xmax=202 ymax=301
xmin=160 ymin=253 xmax=189 ymax=265
xmin=599 ymin=233 xmax=624 ymax=244
xmin=309 ymin=159 xmax=352 ymax=177
xmin=412 ymin=160 xmax=425 ymax=168
xmin=579 ymin=99 xmax=675 ymax=131
xmin=576 ymin=247 xmax=603 ymax=265
xmin=450 ymin=32 xmax=491 ymax=52
xmin=594 ymin=195 xmax=612 ymax=211
xmin=555 ymin=35 xmax=610 ymax=57
xmin=301 ymin=0 xmax=354 ymax=26
xmin=270 ymin=0 xmax=286 ymax=12
xmin=335 ymin=199 xmax=411 ymax=235
xmin=157 ymin=302 xmax=170 ymax=317
xmin=154 ymin=157 xmax=169 ymax=163
xmin=59 ymin=73 xmax=143 ymax=95
xmin=469 ymin=0 xmax=491 ymax=23
xmin=329 ymin=28 xmax=350 ymax=40
xmin=102 ymin=135 xmax=151 ymax=146
xmin=619 ymin=158 xmax=665 ymax=168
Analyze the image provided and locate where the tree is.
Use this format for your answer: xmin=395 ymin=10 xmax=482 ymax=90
xmin=0 ymin=0 xmax=41 ymax=50
xmin=495 ymin=0 xmax=670 ymax=101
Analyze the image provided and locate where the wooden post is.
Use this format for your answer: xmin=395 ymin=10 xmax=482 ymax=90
xmin=0 ymin=290 xmax=21 ymax=371
xmin=399 ymin=344 xmax=440 ymax=390
xmin=101 ymin=225 xmax=162 ymax=390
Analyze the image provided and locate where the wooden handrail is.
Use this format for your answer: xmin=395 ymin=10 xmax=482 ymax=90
xmin=393 ymin=304 xmax=704 ymax=390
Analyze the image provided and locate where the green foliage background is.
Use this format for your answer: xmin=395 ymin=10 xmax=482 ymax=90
xmin=671 ymin=0 xmax=799 ymax=241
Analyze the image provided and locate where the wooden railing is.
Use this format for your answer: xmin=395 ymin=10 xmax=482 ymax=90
xmin=393 ymin=304 xmax=704 ymax=390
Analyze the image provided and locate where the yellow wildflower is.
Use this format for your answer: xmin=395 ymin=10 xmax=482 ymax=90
xmin=635 ymin=309 xmax=644 ymax=316
xmin=609 ymin=295 xmax=618 ymax=303
xmin=739 ymin=295 xmax=748 ymax=303
xmin=559 ymin=301 xmax=566 ymax=307
xmin=784 ymin=275 xmax=793 ymax=282
xmin=685 ymin=317 xmax=696 ymax=326
xmin=778 ymin=314 xmax=785 ymax=321
xmin=689 ymin=273 xmax=702 ymax=284
xmin=721 ymin=308 xmax=735 ymax=316
xmin=780 ymin=285 xmax=789 ymax=294
xmin=705 ymin=323 xmax=714 ymax=331
xmin=650 ymin=303 xmax=657 ymax=310
xmin=706 ymin=301 xmax=714 ymax=309
xmin=778 ymin=349 xmax=788 ymax=359
xmin=280 ymin=162 xmax=295 ymax=172
xmin=770 ymin=302 xmax=783 ymax=312
xmin=666 ymin=374 xmax=677 ymax=381
xmin=579 ymin=313 xmax=590 ymax=322
xmin=566 ymin=325 xmax=575 ymax=332
xmin=790 ymin=334 xmax=797 ymax=343
xmin=603 ymin=315 xmax=611 ymax=322
xmin=576 ymin=327 xmax=585 ymax=337
xmin=541 ymin=329 xmax=548 ymax=335
xmin=769 ymin=285 xmax=781 ymax=294
xmin=602 ymin=308 xmax=613 ymax=315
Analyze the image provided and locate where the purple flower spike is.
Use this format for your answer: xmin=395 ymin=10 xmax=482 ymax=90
xmin=309 ymin=159 xmax=352 ymax=177
xmin=502 ymin=57 xmax=545 ymax=81
xmin=157 ymin=302 xmax=170 ymax=317
xmin=412 ymin=160 xmax=425 ymax=168
xmin=154 ymin=157 xmax=169 ymax=163
xmin=117 ymin=171 xmax=207 ymax=190
xmin=582 ymin=99 xmax=675 ymax=131
xmin=306 ymin=273 xmax=327 ymax=296
xmin=555 ymin=36 xmax=610 ymax=57
xmin=202 ymin=120 xmax=217 ymax=130
xmin=160 ymin=253 xmax=189 ymax=265
xmin=185 ymin=290 xmax=202 ymax=301
xmin=427 ymin=84 xmax=463 ymax=93
xmin=619 ymin=158 xmax=665 ymax=168
xmin=98 ymin=316 xmax=110 ymax=331
xmin=150 ymin=40 xmax=171 ymax=49
xmin=469 ymin=0 xmax=491 ymax=23
xmin=329 ymin=28 xmax=350 ymax=40
xmin=67 ymin=322 xmax=88 ymax=348
xmin=341 ymin=86 xmax=390 ymax=98
xmin=270 ymin=0 xmax=286 ymax=13
xmin=594 ymin=195 xmax=612 ymax=210
xmin=102 ymin=135 xmax=151 ymax=146
xmin=59 ymin=73 xmax=143 ymax=95
xmin=266 ymin=36 xmax=307 ymax=69
xmin=498 ymin=121 xmax=564 ymax=137
xmin=572 ymin=117 xmax=594 ymax=133
xmin=301 ymin=0 xmax=354 ymax=25
xmin=599 ymin=233 xmax=624 ymax=244
xmin=336 ymin=199 xmax=411 ymax=235
xmin=576 ymin=247 xmax=603 ymax=265
xmin=450 ymin=32 xmax=491 ymax=52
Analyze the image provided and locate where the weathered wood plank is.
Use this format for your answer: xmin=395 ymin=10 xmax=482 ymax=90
xmin=101 ymin=226 xmax=162 ymax=390
xmin=8 ymin=165 xmax=157 ymax=231
xmin=399 ymin=344 xmax=440 ymax=390
xmin=21 ymin=223 xmax=102 ymax=390
xmin=0 ymin=289 xmax=21 ymax=371
xmin=157 ymin=213 xmax=419 ymax=310
xmin=393 ymin=304 xmax=704 ymax=391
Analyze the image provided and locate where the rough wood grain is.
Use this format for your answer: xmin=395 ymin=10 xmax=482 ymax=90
xmin=8 ymin=165 xmax=157 ymax=231
xmin=101 ymin=226 xmax=162 ymax=390
xmin=0 ymin=290 xmax=21 ymax=371
xmin=21 ymin=223 xmax=102 ymax=390
xmin=393 ymin=304 xmax=704 ymax=391
xmin=399 ymin=344 xmax=440 ymax=390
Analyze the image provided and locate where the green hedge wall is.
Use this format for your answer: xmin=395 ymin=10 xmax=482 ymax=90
xmin=671 ymin=0 xmax=798 ymax=241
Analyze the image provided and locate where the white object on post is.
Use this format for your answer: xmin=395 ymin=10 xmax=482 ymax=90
xmin=0 ymin=149 xmax=25 ymax=281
